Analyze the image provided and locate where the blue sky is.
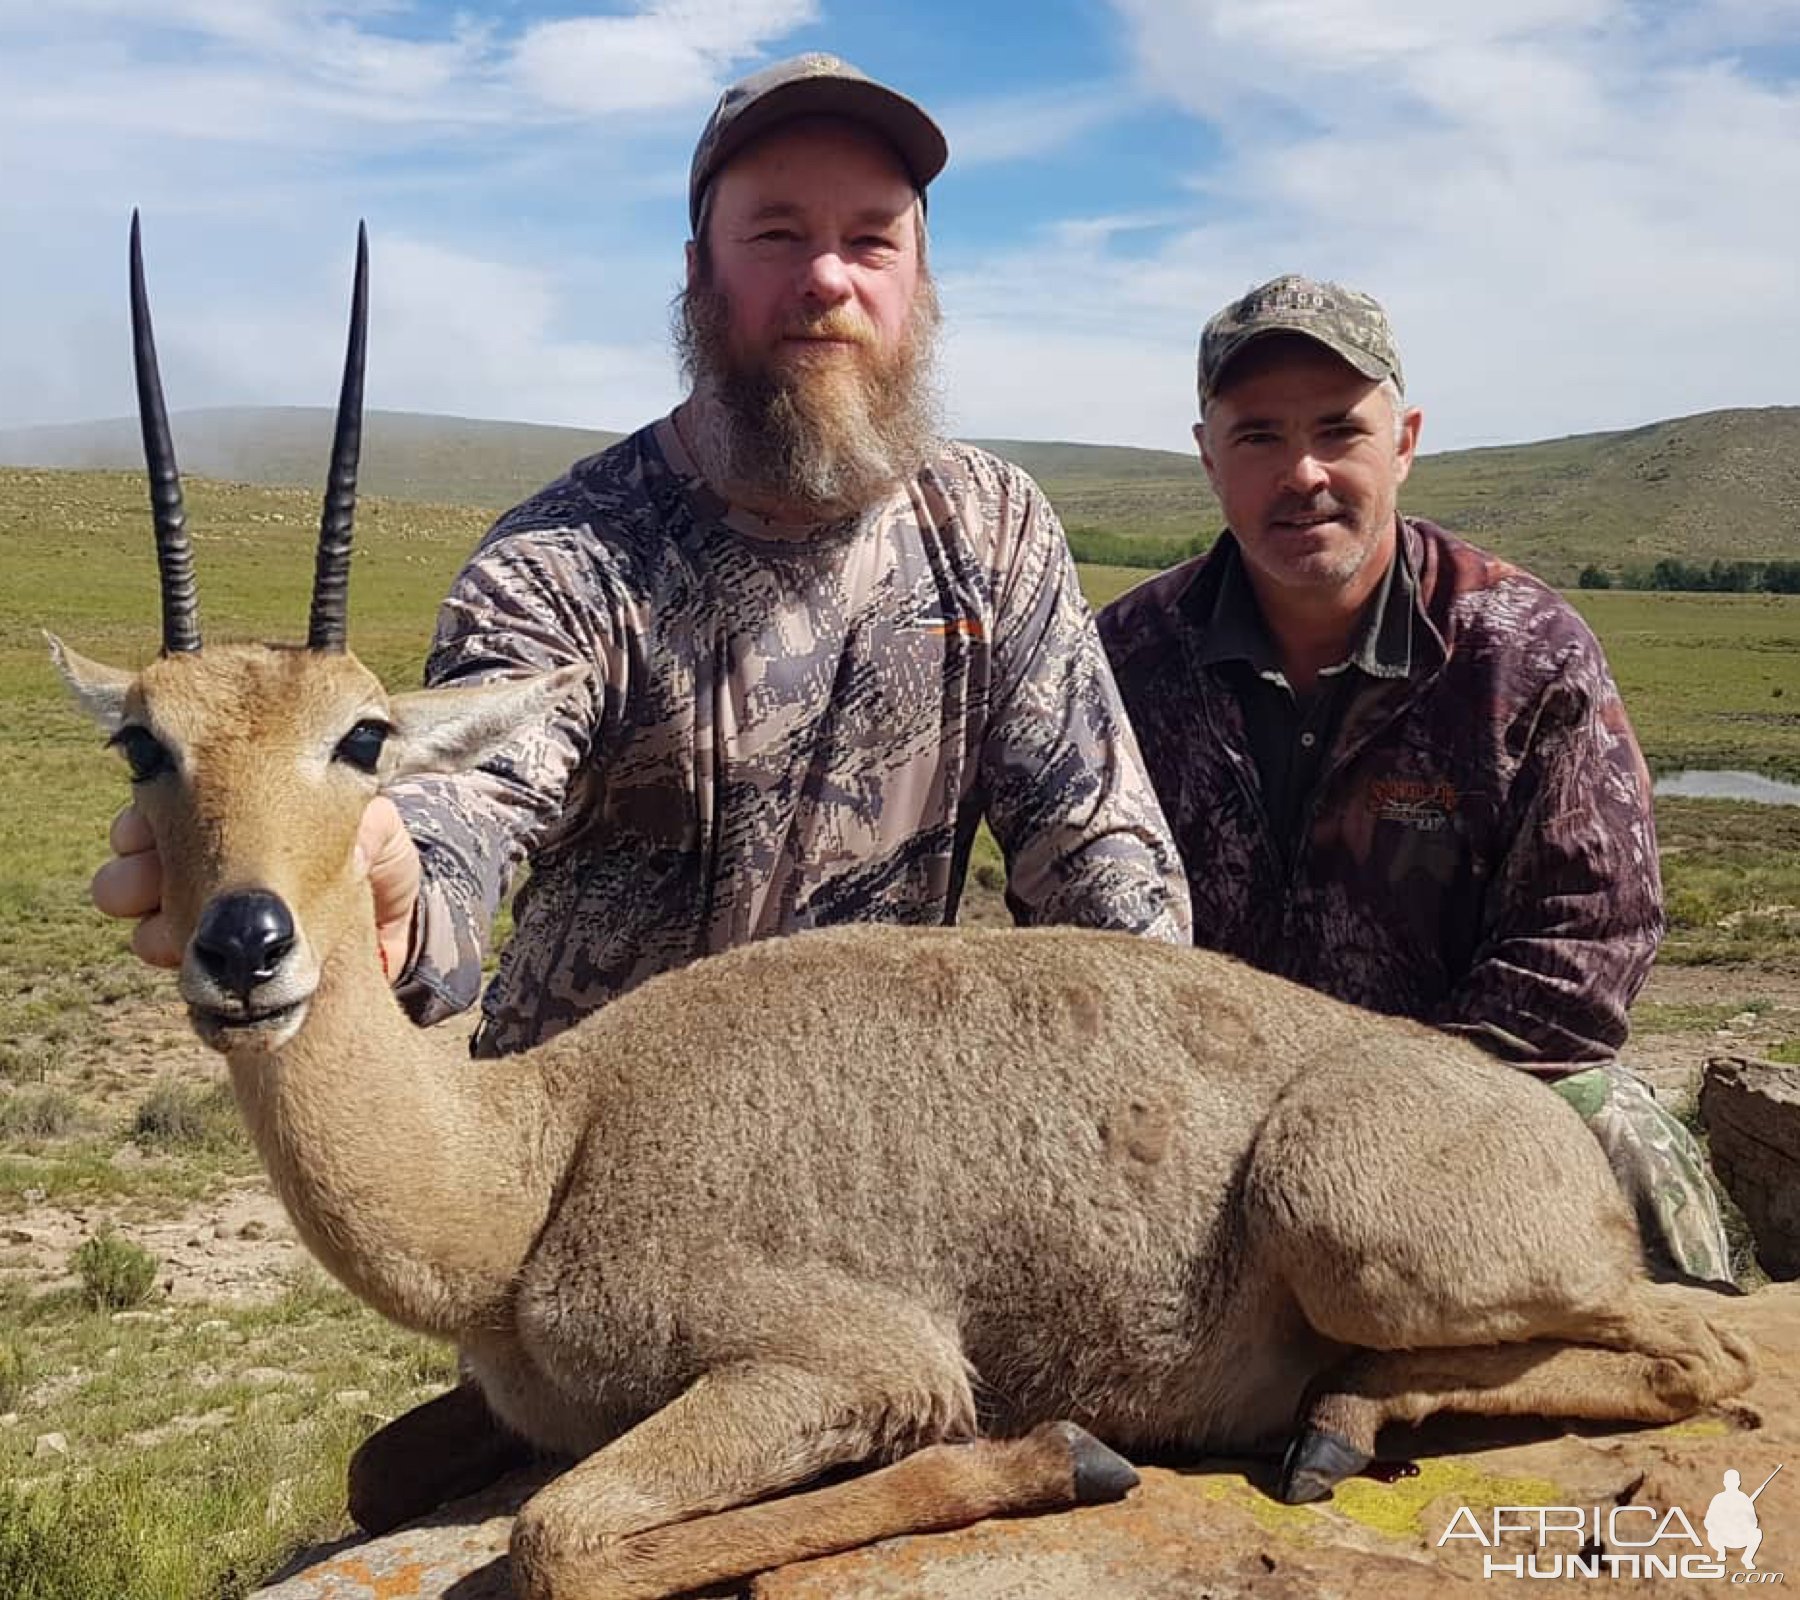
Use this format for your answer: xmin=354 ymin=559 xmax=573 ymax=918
xmin=2 ymin=0 xmax=1797 ymax=455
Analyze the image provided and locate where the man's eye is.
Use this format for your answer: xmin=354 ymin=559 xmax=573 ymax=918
xmin=108 ymin=726 xmax=171 ymax=784
xmin=333 ymin=720 xmax=390 ymax=774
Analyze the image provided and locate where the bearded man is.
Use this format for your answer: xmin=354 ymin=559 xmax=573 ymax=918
xmin=94 ymin=53 xmax=1191 ymax=1059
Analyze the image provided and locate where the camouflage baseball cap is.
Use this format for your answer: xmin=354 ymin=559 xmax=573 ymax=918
xmin=1198 ymin=275 xmax=1403 ymax=405
xmin=689 ymin=53 xmax=949 ymax=231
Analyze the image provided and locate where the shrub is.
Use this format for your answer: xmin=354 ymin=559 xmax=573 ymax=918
xmin=133 ymin=1079 xmax=242 ymax=1151
xmin=70 ymin=1227 xmax=159 ymax=1311
xmin=0 ymin=1088 xmax=77 ymax=1139
xmin=1662 ymin=887 xmax=1722 ymax=931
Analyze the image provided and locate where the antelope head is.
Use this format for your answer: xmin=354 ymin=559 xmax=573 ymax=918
xmin=51 ymin=215 xmax=585 ymax=1053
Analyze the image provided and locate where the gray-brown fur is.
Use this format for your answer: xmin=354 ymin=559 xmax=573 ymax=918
xmin=50 ymin=636 xmax=1756 ymax=1600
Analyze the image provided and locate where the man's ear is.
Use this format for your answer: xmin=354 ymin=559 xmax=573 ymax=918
xmin=1394 ymin=405 xmax=1424 ymax=486
xmin=383 ymin=664 xmax=591 ymax=781
xmin=1193 ymin=420 xmax=1225 ymax=498
xmin=46 ymin=633 xmax=133 ymax=734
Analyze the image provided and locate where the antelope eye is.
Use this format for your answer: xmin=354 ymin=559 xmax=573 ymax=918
xmin=333 ymin=719 xmax=390 ymax=774
xmin=107 ymin=725 xmax=171 ymax=784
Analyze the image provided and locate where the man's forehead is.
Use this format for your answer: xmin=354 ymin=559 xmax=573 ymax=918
xmin=711 ymin=116 xmax=917 ymax=206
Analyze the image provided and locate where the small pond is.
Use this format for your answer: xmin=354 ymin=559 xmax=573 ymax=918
xmin=1653 ymin=770 xmax=1800 ymax=806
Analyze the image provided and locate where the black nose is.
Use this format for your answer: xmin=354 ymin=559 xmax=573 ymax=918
xmin=192 ymin=891 xmax=296 ymax=1001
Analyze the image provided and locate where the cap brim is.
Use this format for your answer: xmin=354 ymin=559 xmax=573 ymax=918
xmin=691 ymin=78 xmax=949 ymax=229
xmin=1204 ymin=325 xmax=1394 ymax=398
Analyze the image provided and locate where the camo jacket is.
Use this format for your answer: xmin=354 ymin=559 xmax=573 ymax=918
xmin=1097 ymin=517 xmax=1664 ymax=1070
xmin=390 ymin=416 xmax=1191 ymax=1054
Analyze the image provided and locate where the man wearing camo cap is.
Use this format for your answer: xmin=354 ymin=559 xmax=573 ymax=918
xmin=1098 ymin=274 xmax=1731 ymax=1285
xmin=97 ymin=53 xmax=1190 ymax=1055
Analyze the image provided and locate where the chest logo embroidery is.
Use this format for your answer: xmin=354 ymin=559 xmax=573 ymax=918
xmin=1368 ymin=776 xmax=1460 ymax=831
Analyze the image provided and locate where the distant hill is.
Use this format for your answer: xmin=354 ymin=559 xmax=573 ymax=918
xmin=0 ymin=408 xmax=625 ymax=510
xmin=6 ymin=405 xmax=1799 ymax=583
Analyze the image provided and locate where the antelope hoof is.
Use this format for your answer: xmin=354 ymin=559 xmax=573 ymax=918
xmin=1278 ymin=1426 xmax=1370 ymax=1504
xmin=1036 ymin=1420 xmax=1140 ymax=1504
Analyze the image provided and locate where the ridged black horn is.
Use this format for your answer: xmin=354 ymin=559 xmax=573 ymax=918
xmin=129 ymin=210 xmax=201 ymax=655
xmin=307 ymin=222 xmax=368 ymax=653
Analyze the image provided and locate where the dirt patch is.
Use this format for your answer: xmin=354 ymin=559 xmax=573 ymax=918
xmin=1 ymin=1178 xmax=302 ymax=1305
xmin=4 ymin=990 xmax=480 ymax=1308
xmin=1628 ymin=962 xmax=1800 ymax=1108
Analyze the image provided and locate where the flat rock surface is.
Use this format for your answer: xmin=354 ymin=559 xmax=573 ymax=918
xmin=257 ymin=1284 xmax=1800 ymax=1600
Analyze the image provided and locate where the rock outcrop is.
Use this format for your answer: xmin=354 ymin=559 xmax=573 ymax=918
xmin=1703 ymin=1054 xmax=1800 ymax=1280
xmin=256 ymin=1284 xmax=1800 ymax=1599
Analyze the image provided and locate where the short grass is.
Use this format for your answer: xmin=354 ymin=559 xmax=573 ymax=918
xmin=1654 ymin=798 xmax=1800 ymax=965
xmin=1569 ymin=591 xmax=1800 ymax=782
xmin=0 ymin=1268 xmax=454 ymax=1600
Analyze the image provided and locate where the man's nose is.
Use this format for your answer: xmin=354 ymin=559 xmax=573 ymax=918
xmin=1279 ymin=450 xmax=1330 ymax=495
xmin=799 ymin=248 xmax=854 ymax=305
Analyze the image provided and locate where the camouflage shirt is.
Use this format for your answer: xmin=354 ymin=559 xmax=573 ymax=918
xmin=1097 ymin=517 xmax=1663 ymax=1069
xmin=392 ymin=417 xmax=1190 ymax=1053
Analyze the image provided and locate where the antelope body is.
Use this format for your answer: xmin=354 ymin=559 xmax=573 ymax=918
xmin=50 ymin=221 xmax=1755 ymax=1600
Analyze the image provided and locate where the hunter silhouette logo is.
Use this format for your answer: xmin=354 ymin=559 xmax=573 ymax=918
xmin=1707 ymin=1466 xmax=1780 ymax=1571
xmin=1438 ymin=1461 xmax=1784 ymax=1581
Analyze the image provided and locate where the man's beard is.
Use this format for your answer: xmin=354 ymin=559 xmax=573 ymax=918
xmin=674 ymin=271 xmax=943 ymax=520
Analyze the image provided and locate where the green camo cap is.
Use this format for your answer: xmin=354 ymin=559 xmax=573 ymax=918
xmin=1198 ymin=275 xmax=1403 ymax=405
xmin=689 ymin=53 xmax=949 ymax=232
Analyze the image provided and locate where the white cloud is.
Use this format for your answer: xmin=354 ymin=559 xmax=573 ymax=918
xmin=932 ymin=0 xmax=1800 ymax=449
xmin=936 ymin=83 xmax=1136 ymax=168
xmin=507 ymin=1 xmax=819 ymax=117
xmin=941 ymin=317 xmax=1198 ymax=455
xmin=0 ymin=2 xmax=811 ymax=429
xmin=3 ymin=1 xmax=1796 ymax=455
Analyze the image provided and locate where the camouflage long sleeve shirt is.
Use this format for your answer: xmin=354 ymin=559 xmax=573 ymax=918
xmin=1097 ymin=518 xmax=1663 ymax=1070
xmin=391 ymin=417 xmax=1190 ymax=1053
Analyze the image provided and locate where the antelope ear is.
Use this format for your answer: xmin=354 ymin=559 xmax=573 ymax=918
xmin=384 ymin=664 xmax=592 ymax=780
xmin=46 ymin=633 xmax=134 ymax=735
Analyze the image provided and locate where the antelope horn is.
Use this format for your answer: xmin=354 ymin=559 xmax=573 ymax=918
xmin=129 ymin=210 xmax=201 ymax=655
xmin=307 ymin=221 xmax=368 ymax=654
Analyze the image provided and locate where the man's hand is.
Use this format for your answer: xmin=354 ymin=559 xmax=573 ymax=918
xmin=92 ymin=798 xmax=421 ymax=979
xmin=355 ymin=796 xmax=421 ymax=981
xmin=92 ymin=805 xmax=181 ymax=967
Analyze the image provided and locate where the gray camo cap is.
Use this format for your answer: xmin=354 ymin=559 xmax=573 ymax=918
xmin=1198 ymin=274 xmax=1403 ymax=405
xmin=689 ymin=53 xmax=949 ymax=232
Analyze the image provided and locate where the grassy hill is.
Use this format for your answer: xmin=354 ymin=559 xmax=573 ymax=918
xmin=1404 ymin=408 xmax=1800 ymax=582
xmin=0 ymin=409 xmax=625 ymax=510
xmin=5 ymin=404 xmax=1800 ymax=583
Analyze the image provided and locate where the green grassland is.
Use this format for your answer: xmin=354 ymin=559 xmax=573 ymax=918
xmin=1568 ymin=590 xmax=1800 ymax=781
xmin=2 ymin=460 xmax=1799 ymax=1596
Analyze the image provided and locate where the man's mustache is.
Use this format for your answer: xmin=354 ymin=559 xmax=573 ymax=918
xmin=1270 ymin=494 xmax=1350 ymax=522
xmin=779 ymin=310 xmax=878 ymax=347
